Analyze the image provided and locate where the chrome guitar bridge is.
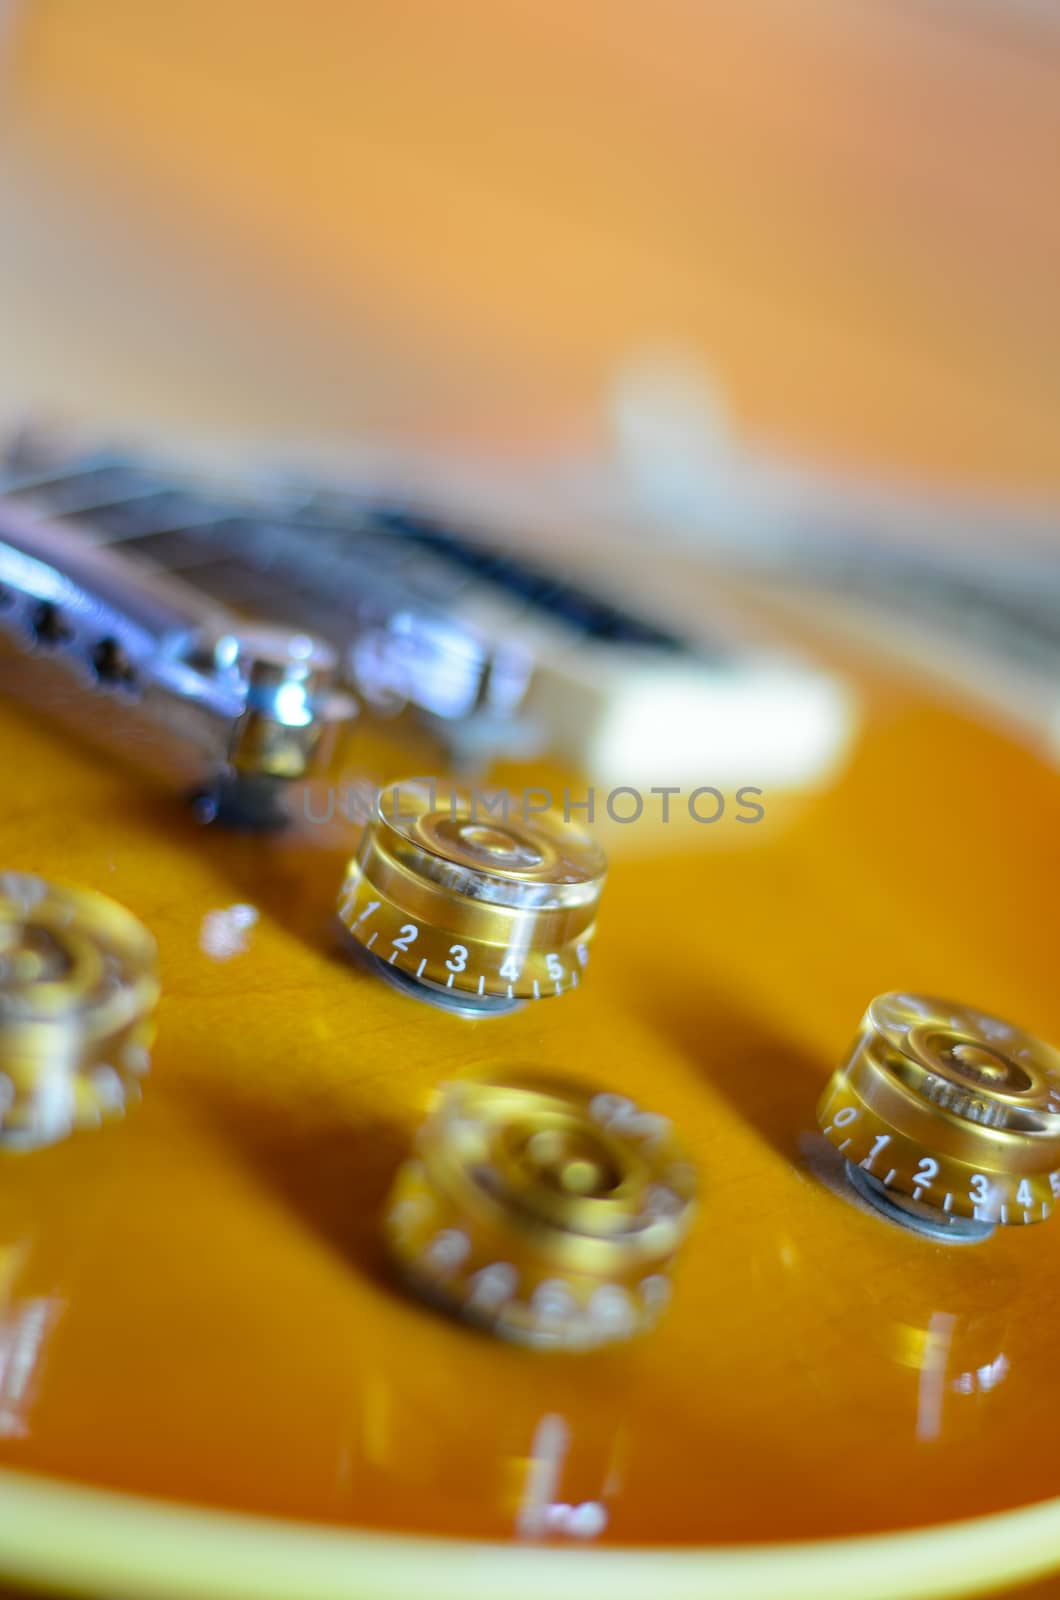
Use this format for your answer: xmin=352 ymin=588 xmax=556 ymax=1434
xmin=0 ymin=434 xmax=853 ymax=798
xmin=0 ymin=495 xmax=354 ymax=824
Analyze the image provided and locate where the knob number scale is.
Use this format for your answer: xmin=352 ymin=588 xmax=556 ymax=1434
xmin=339 ymin=871 xmax=591 ymax=1002
xmin=819 ymin=1083 xmax=1060 ymax=1228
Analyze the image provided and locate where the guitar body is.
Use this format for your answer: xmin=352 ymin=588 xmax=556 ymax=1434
xmin=2 ymin=3 xmax=1060 ymax=1596
xmin=2 ymin=628 xmax=1060 ymax=1599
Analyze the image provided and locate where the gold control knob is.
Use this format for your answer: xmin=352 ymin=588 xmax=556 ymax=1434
xmin=818 ymin=992 xmax=1060 ymax=1242
xmin=0 ymin=873 xmax=159 ymax=1149
xmin=338 ymin=780 xmax=606 ymax=1015
xmin=385 ymin=1073 xmax=697 ymax=1347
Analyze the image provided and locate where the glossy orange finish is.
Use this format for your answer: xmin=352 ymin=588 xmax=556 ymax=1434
xmin=1 ymin=645 xmax=1059 ymax=1561
xmin=3 ymin=5 xmax=1060 ymax=1595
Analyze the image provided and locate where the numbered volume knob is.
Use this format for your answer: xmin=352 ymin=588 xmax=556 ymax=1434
xmin=338 ymin=779 xmax=606 ymax=1015
xmin=385 ymin=1072 xmax=697 ymax=1348
xmin=0 ymin=873 xmax=159 ymax=1149
xmin=818 ymin=992 xmax=1060 ymax=1242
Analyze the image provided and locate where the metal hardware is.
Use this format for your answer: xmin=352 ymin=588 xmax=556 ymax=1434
xmin=0 ymin=500 xmax=355 ymax=823
xmin=0 ymin=873 xmax=159 ymax=1150
xmin=338 ymin=779 xmax=606 ymax=1015
xmin=818 ymin=992 xmax=1060 ymax=1242
xmin=385 ymin=1073 xmax=697 ymax=1347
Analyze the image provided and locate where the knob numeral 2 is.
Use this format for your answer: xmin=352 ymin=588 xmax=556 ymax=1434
xmin=912 ymin=1157 xmax=938 ymax=1195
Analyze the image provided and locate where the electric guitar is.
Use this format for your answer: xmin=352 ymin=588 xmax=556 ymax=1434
xmin=1 ymin=439 xmax=1060 ymax=1600
xmin=3 ymin=3 xmax=1060 ymax=1595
